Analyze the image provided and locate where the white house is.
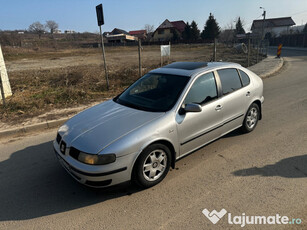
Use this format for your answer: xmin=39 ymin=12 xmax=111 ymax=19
xmin=251 ymin=17 xmax=295 ymax=37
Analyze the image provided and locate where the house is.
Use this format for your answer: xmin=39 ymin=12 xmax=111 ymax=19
xmin=105 ymin=28 xmax=137 ymax=44
xmin=129 ymin=30 xmax=147 ymax=41
xmin=53 ymin=29 xmax=61 ymax=34
xmin=251 ymin=17 xmax=295 ymax=37
xmin=65 ymin=30 xmax=76 ymax=34
xmin=152 ymin=19 xmax=186 ymax=42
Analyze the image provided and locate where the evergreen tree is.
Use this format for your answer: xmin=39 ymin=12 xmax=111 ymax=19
xmin=303 ymin=23 xmax=307 ymax=34
xmin=190 ymin=20 xmax=200 ymax=41
xmin=235 ymin=17 xmax=245 ymax=34
xmin=172 ymin=29 xmax=180 ymax=42
xmin=182 ymin=22 xmax=191 ymax=41
xmin=201 ymin=13 xmax=220 ymax=41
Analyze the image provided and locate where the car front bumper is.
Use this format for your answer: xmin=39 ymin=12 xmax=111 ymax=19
xmin=53 ymin=141 xmax=136 ymax=188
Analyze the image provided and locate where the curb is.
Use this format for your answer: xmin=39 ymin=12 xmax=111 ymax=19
xmin=0 ymin=56 xmax=285 ymax=140
xmin=259 ymin=57 xmax=284 ymax=79
xmin=0 ymin=118 xmax=69 ymax=139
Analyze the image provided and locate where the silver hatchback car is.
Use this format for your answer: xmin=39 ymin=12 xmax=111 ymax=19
xmin=54 ymin=62 xmax=263 ymax=188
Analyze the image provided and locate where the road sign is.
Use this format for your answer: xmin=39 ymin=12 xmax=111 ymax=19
xmin=96 ymin=4 xmax=104 ymax=26
xmin=161 ymin=45 xmax=170 ymax=57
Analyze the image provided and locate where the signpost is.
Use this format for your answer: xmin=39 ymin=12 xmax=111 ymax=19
xmin=0 ymin=45 xmax=12 ymax=106
xmin=96 ymin=4 xmax=109 ymax=90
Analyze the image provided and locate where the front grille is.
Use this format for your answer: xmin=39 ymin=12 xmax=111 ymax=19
xmin=56 ymin=133 xmax=61 ymax=144
xmin=70 ymin=147 xmax=80 ymax=159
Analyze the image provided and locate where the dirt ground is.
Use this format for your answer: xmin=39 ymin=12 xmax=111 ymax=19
xmin=5 ymin=44 xmax=253 ymax=72
xmin=0 ymin=44 xmax=262 ymax=130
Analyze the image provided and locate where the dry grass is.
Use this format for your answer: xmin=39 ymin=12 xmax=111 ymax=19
xmin=0 ymin=43 xmax=264 ymax=124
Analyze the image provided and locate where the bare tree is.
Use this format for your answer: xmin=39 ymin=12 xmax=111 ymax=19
xmin=144 ymin=24 xmax=155 ymax=33
xmin=46 ymin=20 xmax=59 ymax=34
xmin=28 ymin=21 xmax=45 ymax=39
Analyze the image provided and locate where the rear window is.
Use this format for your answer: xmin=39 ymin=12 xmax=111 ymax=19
xmin=217 ymin=68 xmax=242 ymax=95
xmin=239 ymin=70 xmax=250 ymax=87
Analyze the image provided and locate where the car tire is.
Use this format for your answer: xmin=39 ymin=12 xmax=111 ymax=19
xmin=133 ymin=144 xmax=171 ymax=188
xmin=241 ymin=103 xmax=260 ymax=133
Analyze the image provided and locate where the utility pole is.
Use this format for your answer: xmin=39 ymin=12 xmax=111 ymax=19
xmin=257 ymin=7 xmax=266 ymax=62
xmin=260 ymin=7 xmax=266 ymax=41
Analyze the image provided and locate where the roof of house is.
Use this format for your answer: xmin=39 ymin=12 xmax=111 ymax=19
xmin=129 ymin=30 xmax=146 ymax=35
xmin=156 ymin=19 xmax=186 ymax=33
xmin=251 ymin=17 xmax=295 ymax=30
xmin=110 ymin=28 xmax=129 ymax=35
xmin=170 ymin=20 xmax=186 ymax=33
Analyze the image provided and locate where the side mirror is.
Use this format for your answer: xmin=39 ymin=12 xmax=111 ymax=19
xmin=179 ymin=103 xmax=202 ymax=115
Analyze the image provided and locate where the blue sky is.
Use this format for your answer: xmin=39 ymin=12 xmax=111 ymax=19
xmin=0 ymin=0 xmax=306 ymax=33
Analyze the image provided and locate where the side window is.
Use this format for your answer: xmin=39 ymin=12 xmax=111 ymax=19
xmin=184 ymin=72 xmax=217 ymax=105
xmin=217 ymin=68 xmax=242 ymax=95
xmin=239 ymin=70 xmax=250 ymax=87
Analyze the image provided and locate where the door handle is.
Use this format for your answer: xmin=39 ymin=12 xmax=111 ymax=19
xmin=215 ymin=105 xmax=223 ymax=111
xmin=246 ymin=91 xmax=251 ymax=96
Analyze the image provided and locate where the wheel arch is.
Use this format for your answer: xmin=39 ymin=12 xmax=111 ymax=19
xmin=131 ymin=139 xmax=176 ymax=180
xmin=252 ymin=99 xmax=262 ymax=120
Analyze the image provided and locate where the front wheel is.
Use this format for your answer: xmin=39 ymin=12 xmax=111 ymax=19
xmin=241 ymin=103 xmax=260 ymax=133
xmin=133 ymin=144 xmax=171 ymax=188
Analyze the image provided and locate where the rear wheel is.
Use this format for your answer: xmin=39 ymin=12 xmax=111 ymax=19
xmin=133 ymin=144 xmax=171 ymax=188
xmin=241 ymin=103 xmax=260 ymax=133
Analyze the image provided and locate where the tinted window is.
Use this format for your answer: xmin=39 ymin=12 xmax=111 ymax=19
xmin=239 ymin=70 xmax=250 ymax=87
xmin=184 ymin=72 xmax=217 ymax=105
xmin=116 ymin=73 xmax=189 ymax=112
xmin=217 ymin=68 xmax=242 ymax=95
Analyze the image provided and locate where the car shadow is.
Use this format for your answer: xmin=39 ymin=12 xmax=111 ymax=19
xmin=222 ymin=129 xmax=243 ymax=138
xmin=232 ymin=155 xmax=307 ymax=178
xmin=0 ymin=141 xmax=142 ymax=221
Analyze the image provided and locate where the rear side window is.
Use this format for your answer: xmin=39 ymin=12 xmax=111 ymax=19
xmin=239 ymin=70 xmax=250 ymax=87
xmin=217 ymin=68 xmax=242 ymax=95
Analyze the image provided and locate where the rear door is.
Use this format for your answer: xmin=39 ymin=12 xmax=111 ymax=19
xmin=216 ymin=68 xmax=250 ymax=135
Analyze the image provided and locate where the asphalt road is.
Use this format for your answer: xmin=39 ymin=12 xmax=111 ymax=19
xmin=0 ymin=48 xmax=306 ymax=230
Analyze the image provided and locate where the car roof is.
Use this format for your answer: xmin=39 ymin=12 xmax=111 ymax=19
xmin=149 ymin=62 xmax=242 ymax=77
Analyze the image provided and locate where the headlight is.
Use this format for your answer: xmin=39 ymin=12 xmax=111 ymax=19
xmin=78 ymin=152 xmax=116 ymax=165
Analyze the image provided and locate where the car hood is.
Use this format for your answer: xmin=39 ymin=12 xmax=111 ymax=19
xmin=61 ymin=100 xmax=164 ymax=154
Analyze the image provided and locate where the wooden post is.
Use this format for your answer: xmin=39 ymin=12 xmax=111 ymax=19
xmin=256 ymin=40 xmax=259 ymax=63
xmin=247 ymin=38 xmax=251 ymax=67
xmin=213 ymin=38 xmax=217 ymax=61
xmin=168 ymin=41 xmax=171 ymax=64
xmin=99 ymin=26 xmax=109 ymax=90
xmin=0 ymin=74 xmax=6 ymax=106
xmin=138 ymin=39 xmax=142 ymax=77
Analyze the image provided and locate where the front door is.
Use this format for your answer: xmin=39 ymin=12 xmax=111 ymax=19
xmin=176 ymin=72 xmax=223 ymax=156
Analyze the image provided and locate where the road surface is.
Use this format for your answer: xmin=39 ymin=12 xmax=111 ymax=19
xmin=0 ymin=48 xmax=306 ymax=229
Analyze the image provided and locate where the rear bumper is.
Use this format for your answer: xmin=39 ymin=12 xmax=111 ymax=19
xmin=53 ymin=141 xmax=135 ymax=188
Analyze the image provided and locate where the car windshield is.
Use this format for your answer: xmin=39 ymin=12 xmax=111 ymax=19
xmin=114 ymin=73 xmax=190 ymax=112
